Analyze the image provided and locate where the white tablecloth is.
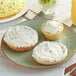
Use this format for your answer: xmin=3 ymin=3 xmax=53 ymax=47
xmin=0 ymin=0 xmax=76 ymax=76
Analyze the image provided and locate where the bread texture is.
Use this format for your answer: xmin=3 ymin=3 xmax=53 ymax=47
xmin=32 ymin=41 xmax=68 ymax=65
xmin=4 ymin=26 xmax=38 ymax=51
xmin=0 ymin=0 xmax=24 ymax=19
xmin=41 ymin=20 xmax=64 ymax=40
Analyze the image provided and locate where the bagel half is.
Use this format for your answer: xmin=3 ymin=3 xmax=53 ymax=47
xmin=4 ymin=25 xmax=38 ymax=51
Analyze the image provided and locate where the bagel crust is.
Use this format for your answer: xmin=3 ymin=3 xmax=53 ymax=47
xmin=4 ymin=41 xmax=36 ymax=51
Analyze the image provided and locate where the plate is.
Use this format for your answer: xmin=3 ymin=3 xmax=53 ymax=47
xmin=1 ymin=20 xmax=76 ymax=68
xmin=0 ymin=0 xmax=31 ymax=23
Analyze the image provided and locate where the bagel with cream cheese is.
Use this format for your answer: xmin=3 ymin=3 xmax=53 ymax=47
xmin=4 ymin=25 xmax=38 ymax=51
xmin=32 ymin=41 xmax=68 ymax=65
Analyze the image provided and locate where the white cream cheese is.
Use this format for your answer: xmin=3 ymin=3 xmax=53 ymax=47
xmin=44 ymin=20 xmax=63 ymax=34
xmin=4 ymin=26 xmax=38 ymax=48
xmin=32 ymin=41 xmax=67 ymax=64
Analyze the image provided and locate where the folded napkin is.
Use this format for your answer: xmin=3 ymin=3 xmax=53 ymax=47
xmin=29 ymin=0 xmax=72 ymax=26
xmin=53 ymin=0 xmax=72 ymax=26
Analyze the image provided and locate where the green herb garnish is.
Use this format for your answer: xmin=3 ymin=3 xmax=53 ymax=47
xmin=40 ymin=0 xmax=55 ymax=5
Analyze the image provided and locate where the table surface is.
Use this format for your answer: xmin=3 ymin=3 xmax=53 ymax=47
xmin=0 ymin=0 xmax=76 ymax=76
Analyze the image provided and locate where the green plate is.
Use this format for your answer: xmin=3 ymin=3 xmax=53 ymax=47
xmin=1 ymin=20 xmax=76 ymax=68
